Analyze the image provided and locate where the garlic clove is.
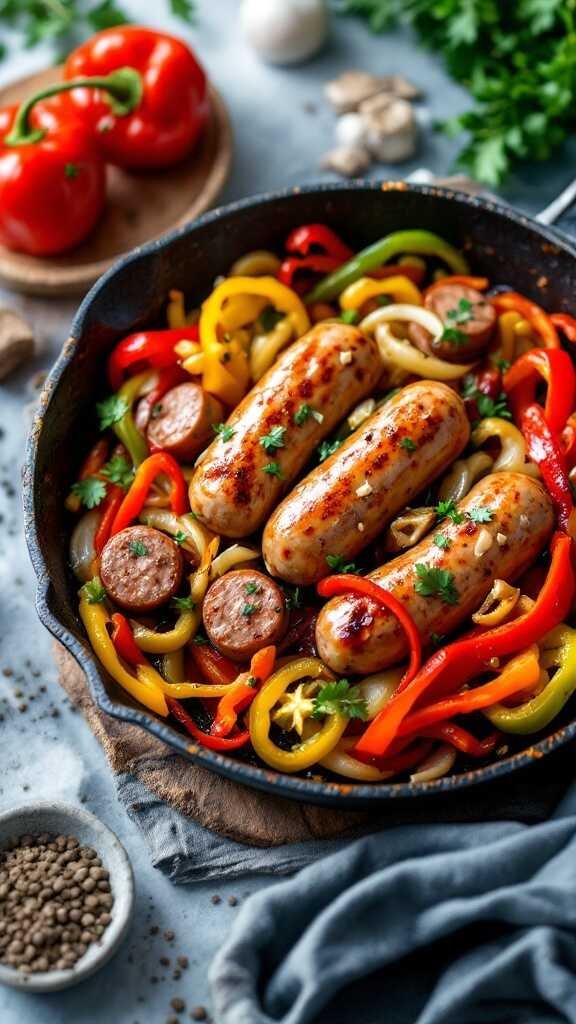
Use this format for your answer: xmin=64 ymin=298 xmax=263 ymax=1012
xmin=240 ymin=0 xmax=328 ymax=66
xmin=320 ymin=145 xmax=372 ymax=178
xmin=361 ymin=97 xmax=418 ymax=163
xmin=335 ymin=111 xmax=369 ymax=150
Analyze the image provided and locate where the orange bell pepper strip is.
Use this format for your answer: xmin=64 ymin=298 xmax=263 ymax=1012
xmin=503 ymin=348 xmax=576 ymax=436
xmin=353 ymin=532 xmax=574 ymax=761
xmin=110 ymin=452 xmax=187 ymax=535
xmin=419 ymin=722 xmax=500 ymax=758
xmin=317 ymin=574 xmax=422 ymax=691
xmin=550 ymin=312 xmax=576 ymax=344
xmin=211 ymin=645 xmax=276 ymax=738
xmin=398 ymin=646 xmax=540 ymax=738
xmin=188 ymin=643 xmax=239 ymax=686
xmin=490 ymin=292 xmax=559 ymax=348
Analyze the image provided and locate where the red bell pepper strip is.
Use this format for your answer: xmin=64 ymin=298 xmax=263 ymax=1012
xmin=211 ymin=646 xmax=276 ymax=738
xmin=503 ymin=348 xmax=576 ymax=436
xmin=278 ymin=255 xmax=342 ymax=292
xmin=424 ymin=275 xmax=489 ymax=299
xmin=188 ymin=644 xmax=239 ymax=686
xmin=561 ymin=415 xmax=576 ymax=471
xmin=521 ymin=403 xmax=575 ymax=533
xmin=166 ymin=697 xmax=249 ymax=751
xmin=420 ymin=722 xmax=499 ymax=758
xmin=317 ymin=574 xmax=422 ymax=691
xmin=550 ymin=312 xmax=576 ymax=344
xmin=64 ymin=27 xmax=209 ymax=170
xmin=286 ymin=224 xmax=353 ymax=262
xmin=107 ymin=327 xmax=199 ymax=391
xmin=353 ymin=532 xmax=574 ymax=761
xmin=491 ymin=292 xmax=559 ymax=348
xmin=110 ymin=612 xmax=147 ymax=666
xmin=377 ymin=740 xmax=433 ymax=775
xmin=110 ymin=452 xmax=187 ymax=535
xmin=94 ymin=484 xmax=124 ymax=555
xmin=397 ymin=645 xmax=540 ymax=738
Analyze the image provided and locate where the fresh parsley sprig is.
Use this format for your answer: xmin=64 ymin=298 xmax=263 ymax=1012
xmin=71 ymin=477 xmax=107 ymax=509
xmin=414 ymin=564 xmax=459 ymax=605
xmin=312 ymin=679 xmax=368 ymax=721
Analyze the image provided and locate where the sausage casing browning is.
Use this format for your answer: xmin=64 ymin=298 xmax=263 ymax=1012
xmin=189 ymin=324 xmax=381 ymax=537
xmin=316 ymin=472 xmax=554 ymax=674
xmin=262 ymin=381 xmax=470 ymax=584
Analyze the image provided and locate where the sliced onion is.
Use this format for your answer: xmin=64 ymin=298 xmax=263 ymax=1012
xmin=210 ymin=544 xmax=261 ymax=580
xmin=139 ymin=507 xmax=213 ymax=564
xmin=69 ymin=509 xmax=100 ymax=582
xmin=320 ymin=737 xmax=394 ymax=782
xmin=359 ymin=667 xmax=403 ymax=720
xmin=360 ymin=304 xmax=476 ymax=381
xmin=348 ymin=397 xmax=376 ymax=430
xmin=410 ymin=743 xmax=456 ymax=783
xmin=361 ymin=303 xmax=444 ymax=341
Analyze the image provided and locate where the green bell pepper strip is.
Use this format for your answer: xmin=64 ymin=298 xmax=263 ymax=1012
xmin=304 ymin=230 xmax=469 ymax=304
xmin=113 ymin=372 xmax=149 ymax=467
xmin=484 ymin=625 xmax=576 ymax=734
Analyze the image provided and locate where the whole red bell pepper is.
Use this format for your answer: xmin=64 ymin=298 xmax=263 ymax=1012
xmin=107 ymin=327 xmax=199 ymax=390
xmin=110 ymin=451 xmax=187 ymax=535
xmin=353 ymin=532 xmax=574 ymax=761
xmin=64 ymin=27 xmax=209 ymax=170
xmin=0 ymin=98 xmax=105 ymax=256
xmin=503 ymin=348 xmax=575 ymax=437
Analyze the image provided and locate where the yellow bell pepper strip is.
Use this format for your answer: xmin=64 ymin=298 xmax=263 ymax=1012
xmin=78 ymin=584 xmax=168 ymax=716
xmin=211 ymin=646 xmax=276 ymax=738
xmin=339 ymin=274 xmax=422 ymax=312
xmin=199 ymin=276 xmax=310 ymax=406
xmin=249 ymin=657 xmax=346 ymax=773
xmin=229 ymin=250 xmax=281 ymax=277
xmin=109 ymin=371 xmax=150 ymax=466
xmin=305 ymin=229 xmax=469 ymax=304
xmin=485 ymin=625 xmax=576 ymax=734
xmin=250 ymin=316 xmax=294 ymax=382
xmin=219 ymin=295 xmax=268 ymax=333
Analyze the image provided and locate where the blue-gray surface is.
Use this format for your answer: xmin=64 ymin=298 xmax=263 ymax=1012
xmin=0 ymin=2 xmax=573 ymax=1022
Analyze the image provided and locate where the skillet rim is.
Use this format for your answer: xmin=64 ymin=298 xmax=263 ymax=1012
xmin=22 ymin=180 xmax=576 ymax=807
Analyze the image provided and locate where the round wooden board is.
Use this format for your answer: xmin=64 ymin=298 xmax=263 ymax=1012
xmin=0 ymin=68 xmax=232 ymax=297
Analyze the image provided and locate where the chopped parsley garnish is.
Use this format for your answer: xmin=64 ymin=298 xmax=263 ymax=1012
xmin=65 ymin=162 xmax=79 ymax=179
xmin=192 ymin=632 xmax=208 ymax=645
xmin=434 ymin=499 xmax=464 ymax=525
xmin=476 ymin=392 xmax=512 ymax=421
xmin=446 ymin=298 xmax=473 ymax=323
xmin=151 ymin=402 xmax=163 ymax=418
xmin=434 ymin=533 xmax=451 ymax=550
xmin=128 ymin=539 xmax=149 ymax=558
xmin=245 ymin=581 xmax=260 ymax=594
xmin=326 ymin=554 xmax=357 ymax=574
xmin=262 ymin=461 xmax=283 ymax=479
xmin=82 ymin=578 xmax=107 ymax=604
xmin=173 ymin=530 xmax=188 ymax=546
xmin=96 ymin=395 xmax=129 ymax=431
xmin=317 ymin=438 xmax=342 ymax=463
xmin=468 ymin=506 xmax=494 ymax=523
xmin=246 ymin=675 xmax=259 ymax=689
xmin=101 ymin=455 xmax=134 ymax=490
xmin=495 ymin=358 xmax=511 ymax=372
xmin=414 ymin=564 xmax=459 ymax=605
xmin=340 ymin=309 xmax=359 ymax=324
xmin=212 ymin=423 xmax=235 ymax=442
xmin=285 ymin=586 xmax=301 ymax=610
xmin=440 ymin=326 xmax=468 ymax=347
xmin=241 ymin=603 xmax=258 ymax=617
xmin=312 ymin=680 xmax=368 ymax=721
xmin=172 ymin=595 xmax=195 ymax=611
xmin=260 ymin=425 xmax=286 ymax=452
xmin=399 ymin=437 xmax=417 ymax=452
xmin=294 ymin=403 xmax=323 ymax=426
xmin=259 ymin=306 xmax=285 ymax=332
xmin=71 ymin=477 xmax=107 ymax=509
xmin=431 ymin=632 xmax=446 ymax=648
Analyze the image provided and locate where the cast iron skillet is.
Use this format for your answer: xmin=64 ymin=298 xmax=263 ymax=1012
xmin=22 ymin=182 xmax=576 ymax=808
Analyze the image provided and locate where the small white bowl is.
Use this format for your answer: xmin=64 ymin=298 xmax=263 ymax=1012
xmin=0 ymin=801 xmax=134 ymax=991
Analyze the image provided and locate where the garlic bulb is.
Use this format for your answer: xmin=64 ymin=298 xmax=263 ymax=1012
xmin=240 ymin=0 xmax=328 ymax=66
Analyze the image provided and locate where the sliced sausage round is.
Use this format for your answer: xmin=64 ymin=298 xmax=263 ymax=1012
xmin=315 ymin=472 xmax=554 ymax=675
xmin=409 ymin=284 xmax=496 ymax=364
xmin=202 ymin=569 xmax=288 ymax=661
xmin=146 ymin=382 xmax=224 ymax=462
xmin=100 ymin=525 xmax=183 ymax=613
xmin=263 ymin=381 xmax=469 ymax=585
xmin=189 ymin=323 xmax=381 ymax=537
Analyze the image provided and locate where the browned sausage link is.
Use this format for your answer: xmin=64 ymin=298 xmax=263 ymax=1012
xmin=409 ymin=284 xmax=496 ymax=364
xmin=202 ymin=569 xmax=288 ymax=661
xmin=263 ymin=381 xmax=470 ymax=585
xmin=189 ymin=324 xmax=381 ymax=537
xmin=146 ymin=382 xmax=224 ymax=462
xmin=315 ymin=472 xmax=554 ymax=675
xmin=100 ymin=525 xmax=183 ymax=613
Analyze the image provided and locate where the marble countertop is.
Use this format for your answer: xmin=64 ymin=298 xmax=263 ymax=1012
xmin=0 ymin=2 xmax=574 ymax=1021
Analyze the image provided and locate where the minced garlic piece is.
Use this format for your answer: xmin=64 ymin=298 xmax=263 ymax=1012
xmin=520 ymin=514 xmax=529 ymax=527
xmin=356 ymin=481 xmax=373 ymax=498
xmin=340 ymin=350 xmax=353 ymax=365
xmin=496 ymin=532 xmax=507 ymax=546
xmin=357 ymin=521 xmax=365 ymax=532
xmin=474 ymin=527 xmax=493 ymax=557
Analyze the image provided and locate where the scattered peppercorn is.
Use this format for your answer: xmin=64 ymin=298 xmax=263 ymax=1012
xmin=190 ymin=1007 xmax=208 ymax=1021
xmin=170 ymin=997 xmax=186 ymax=1012
xmin=210 ymin=894 xmax=221 ymax=905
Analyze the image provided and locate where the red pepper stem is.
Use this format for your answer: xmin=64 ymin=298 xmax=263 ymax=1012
xmin=4 ymin=67 xmax=143 ymax=147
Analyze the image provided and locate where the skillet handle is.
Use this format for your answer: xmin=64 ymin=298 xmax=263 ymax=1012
xmin=536 ymin=178 xmax=576 ymax=237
